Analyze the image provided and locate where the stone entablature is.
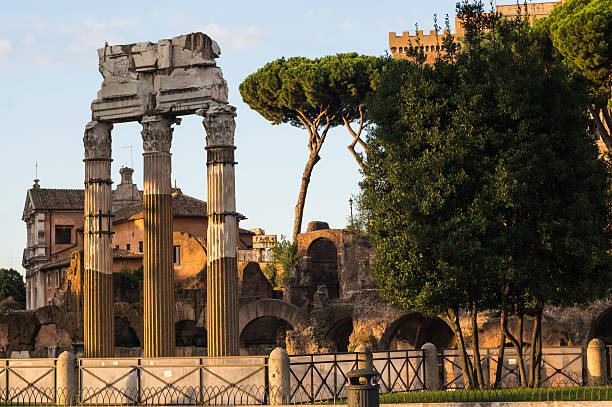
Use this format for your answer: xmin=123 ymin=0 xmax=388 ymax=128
xmin=92 ymin=33 xmax=227 ymax=122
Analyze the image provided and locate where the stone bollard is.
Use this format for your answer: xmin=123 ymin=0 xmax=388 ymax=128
xmin=355 ymin=345 xmax=374 ymax=370
xmin=586 ymin=338 xmax=607 ymax=386
xmin=269 ymin=347 xmax=290 ymax=405
xmin=421 ymin=342 xmax=440 ymax=390
xmin=56 ymin=351 xmax=77 ymax=405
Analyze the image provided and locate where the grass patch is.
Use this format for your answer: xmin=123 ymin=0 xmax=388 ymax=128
xmin=379 ymin=386 xmax=612 ymax=403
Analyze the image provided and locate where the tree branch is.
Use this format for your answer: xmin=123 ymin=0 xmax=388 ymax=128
xmin=588 ymin=105 xmax=612 ymax=152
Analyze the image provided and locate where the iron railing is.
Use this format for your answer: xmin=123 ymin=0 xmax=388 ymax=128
xmin=439 ymin=346 xmax=585 ymax=389
xmin=78 ymin=356 xmax=268 ymax=405
xmin=289 ymin=352 xmax=358 ymax=403
xmin=372 ymin=350 xmax=424 ymax=392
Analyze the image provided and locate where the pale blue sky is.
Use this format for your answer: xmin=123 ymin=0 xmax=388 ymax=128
xmin=0 ymin=0 xmax=523 ymax=273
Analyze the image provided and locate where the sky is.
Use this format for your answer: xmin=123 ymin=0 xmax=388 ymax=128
xmin=0 ymin=0 xmax=525 ymax=273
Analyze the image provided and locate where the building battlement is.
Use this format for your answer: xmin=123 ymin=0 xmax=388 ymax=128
xmin=390 ymin=0 xmax=564 ymax=64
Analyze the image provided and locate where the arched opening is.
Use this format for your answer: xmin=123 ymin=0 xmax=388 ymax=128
xmin=384 ymin=313 xmax=455 ymax=350
xmin=240 ymin=316 xmax=293 ymax=355
xmin=307 ymin=237 xmax=339 ymax=299
xmin=175 ymin=320 xmax=206 ymax=348
xmin=114 ymin=317 xmax=140 ymax=348
xmin=325 ymin=317 xmax=354 ymax=352
xmin=589 ymin=307 xmax=612 ymax=346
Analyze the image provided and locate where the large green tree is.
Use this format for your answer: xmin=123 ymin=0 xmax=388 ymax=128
xmin=240 ymin=54 xmax=382 ymax=240
xmin=535 ymin=0 xmax=612 ymax=151
xmin=0 ymin=269 xmax=26 ymax=309
xmin=363 ymin=2 xmax=610 ymax=389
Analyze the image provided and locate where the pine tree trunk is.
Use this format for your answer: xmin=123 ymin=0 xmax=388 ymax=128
xmin=292 ymin=151 xmax=321 ymax=241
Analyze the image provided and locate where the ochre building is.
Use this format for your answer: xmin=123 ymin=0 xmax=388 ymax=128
xmin=389 ymin=1 xmax=563 ymax=64
xmin=22 ymin=167 xmax=254 ymax=310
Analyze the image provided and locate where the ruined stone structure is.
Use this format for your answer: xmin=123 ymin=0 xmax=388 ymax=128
xmin=8 ymin=218 xmax=612 ymax=358
xmin=389 ymin=0 xmax=563 ymax=64
xmin=84 ymin=32 xmax=238 ymax=357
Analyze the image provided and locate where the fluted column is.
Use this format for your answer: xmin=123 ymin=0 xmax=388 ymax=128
xmin=201 ymin=103 xmax=239 ymax=356
xmin=141 ymin=115 xmax=176 ymax=357
xmin=83 ymin=120 xmax=114 ymax=358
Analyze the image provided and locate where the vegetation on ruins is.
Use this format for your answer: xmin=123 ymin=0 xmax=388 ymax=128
xmin=534 ymin=0 xmax=612 ymax=152
xmin=361 ymin=1 xmax=611 ymax=389
xmin=117 ymin=265 xmax=143 ymax=290
xmin=240 ymin=54 xmax=383 ymax=241
xmin=0 ymin=268 xmax=25 ymax=309
xmin=263 ymin=235 xmax=298 ymax=288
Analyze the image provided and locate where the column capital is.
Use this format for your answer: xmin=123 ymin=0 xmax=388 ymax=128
xmin=141 ymin=115 xmax=178 ymax=153
xmin=83 ymin=121 xmax=113 ymax=160
xmin=198 ymin=103 xmax=236 ymax=147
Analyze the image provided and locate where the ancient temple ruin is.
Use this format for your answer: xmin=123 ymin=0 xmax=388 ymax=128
xmin=83 ymin=32 xmax=238 ymax=357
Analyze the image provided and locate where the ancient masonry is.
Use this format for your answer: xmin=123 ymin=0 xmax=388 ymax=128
xmin=84 ymin=32 xmax=238 ymax=357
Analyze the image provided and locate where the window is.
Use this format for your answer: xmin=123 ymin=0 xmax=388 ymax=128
xmin=55 ymin=226 xmax=71 ymax=244
xmin=46 ymin=273 xmax=51 ymax=289
xmin=55 ymin=271 xmax=60 ymax=288
xmin=126 ymin=243 xmax=131 ymax=251
xmin=173 ymin=245 xmax=181 ymax=265
xmin=139 ymin=241 xmax=143 ymax=253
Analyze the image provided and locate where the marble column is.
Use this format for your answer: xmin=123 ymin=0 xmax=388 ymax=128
xmin=201 ymin=103 xmax=239 ymax=356
xmin=141 ymin=115 xmax=176 ymax=357
xmin=83 ymin=120 xmax=114 ymax=358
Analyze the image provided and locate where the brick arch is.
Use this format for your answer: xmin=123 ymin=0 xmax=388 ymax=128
xmin=239 ymin=299 xmax=308 ymax=334
xmin=588 ymin=306 xmax=612 ymax=346
xmin=380 ymin=312 xmax=455 ymax=350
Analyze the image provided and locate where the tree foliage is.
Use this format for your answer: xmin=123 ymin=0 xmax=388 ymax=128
xmin=0 ymin=269 xmax=25 ymax=309
xmin=240 ymin=54 xmax=383 ymax=240
xmin=263 ymin=235 xmax=299 ymax=288
xmin=362 ymin=1 xmax=611 ymax=389
xmin=534 ymin=0 xmax=612 ymax=150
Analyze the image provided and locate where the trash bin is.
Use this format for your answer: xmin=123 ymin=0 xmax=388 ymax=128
xmin=347 ymin=368 xmax=379 ymax=407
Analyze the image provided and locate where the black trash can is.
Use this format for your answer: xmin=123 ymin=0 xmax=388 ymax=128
xmin=347 ymin=368 xmax=379 ymax=407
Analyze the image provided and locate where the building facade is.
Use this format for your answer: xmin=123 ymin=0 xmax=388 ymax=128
xmin=22 ymin=168 xmax=255 ymax=310
xmin=389 ymin=1 xmax=563 ymax=64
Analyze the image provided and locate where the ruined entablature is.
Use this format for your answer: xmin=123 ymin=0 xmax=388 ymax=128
xmin=92 ymin=32 xmax=228 ymax=123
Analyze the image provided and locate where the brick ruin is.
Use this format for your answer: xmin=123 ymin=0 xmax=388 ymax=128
xmin=2 ymin=220 xmax=611 ymax=358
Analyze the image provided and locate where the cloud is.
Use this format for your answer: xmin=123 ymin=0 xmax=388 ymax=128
xmin=57 ymin=18 xmax=120 ymax=55
xmin=21 ymin=33 xmax=36 ymax=46
xmin=341 ymin=19 xmax=353 ymax=31
xmin=0 ymin=39 xmax=12 ymax=55
xmin=306 ymin=9 xmax=333 ymax=17
xmin=33 ymin=54 xmax=53 ymax=66
xmin=109 ymin=18 xmax=138 ymax=28
xmin=200 ymin=24 xmax=264 ymax=50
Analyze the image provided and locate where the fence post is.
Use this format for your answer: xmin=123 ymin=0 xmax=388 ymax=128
xmin=421 ymin=342 xmax=440 ymax=390
xmin=56 ymin=351 xmax=77 ymax=405
xmin=586 ymin=338 xmax=607 ymax=386
xmin=355 ymin=345 xmax=373 ymax=370
xmin=269 ymin=347 xmax=290 ymax=405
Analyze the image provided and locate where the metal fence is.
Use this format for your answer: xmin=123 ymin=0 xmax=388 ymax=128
xmin=288 ymin=350 xmax=425 ymax=404
xmin=0 ymin=358 xmax=57 ymax=404
xmin=372 ymin=350 xmax=424 ymax=393
xmin=0 ymin=346 xmax=607 ymax=405
xmin=289 ymin=351 xmax=358 ymax=403
xmin=78 ymin=356 xmax=267 ymax=405
xmin=440 ymin=347 xmax=585 ymax=389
